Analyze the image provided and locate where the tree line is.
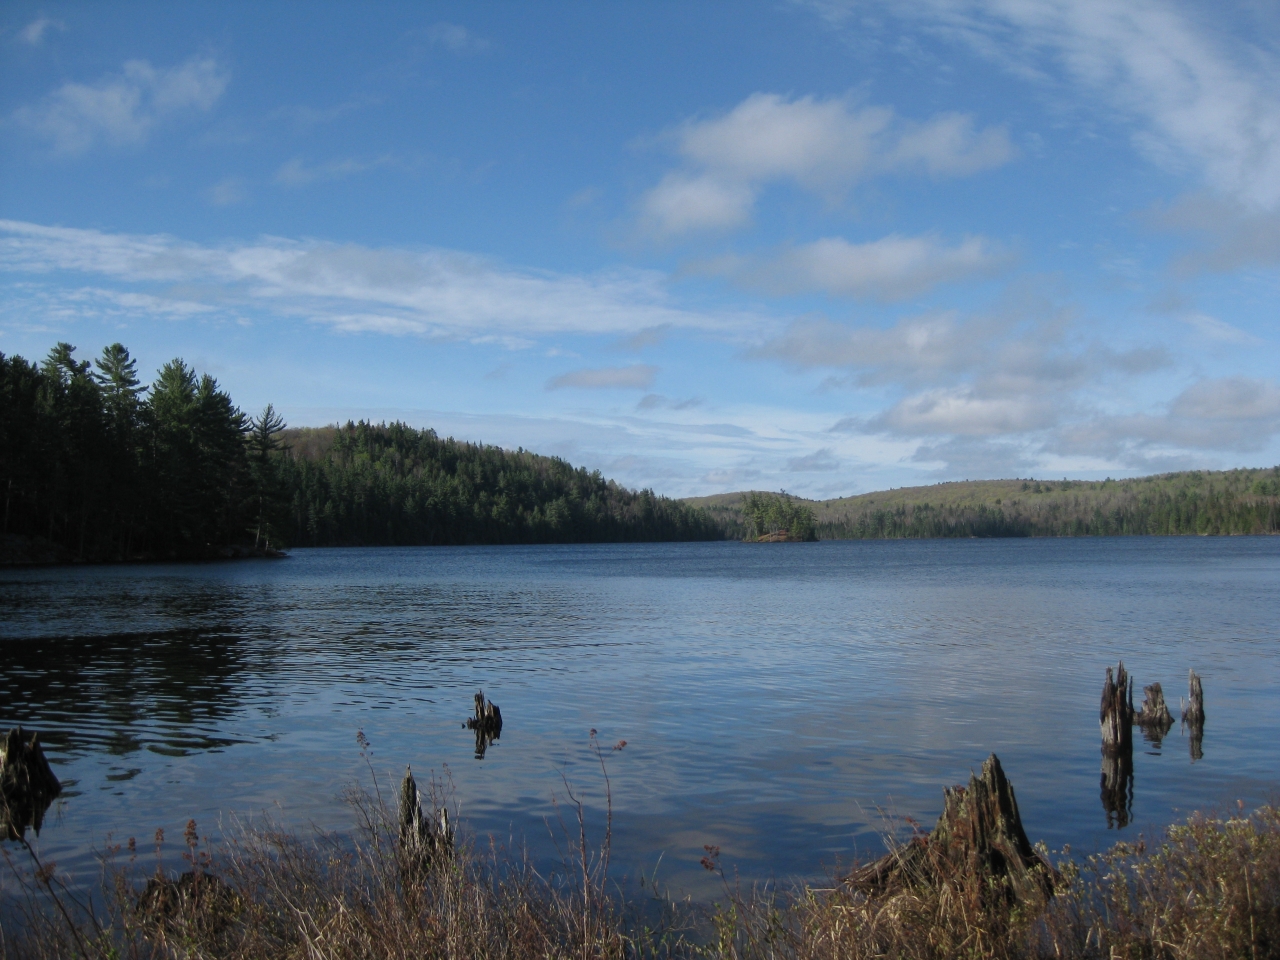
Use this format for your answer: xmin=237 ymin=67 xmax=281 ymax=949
xmin=271 ymin=422 xmax=723 ymax=547
xmin=0 ymin=342 xmax=722 ymax=562
xmin=815 ymin=471 xmax=1280 ymax=539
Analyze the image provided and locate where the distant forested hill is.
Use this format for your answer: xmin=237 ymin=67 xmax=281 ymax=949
xmin=0 ymin=342 xmax=721 ymax=564
xmin=686 ymin=469 xmax=1280 ymax=539
xmin=273 ymin=422 xmax=722 ymax=546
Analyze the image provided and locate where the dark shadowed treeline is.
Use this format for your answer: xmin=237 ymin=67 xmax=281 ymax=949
xmin=273 ymin=422 xmax=723 ymax=546
xmin=0 ymin=342 xmax=722 ymax=562
xmin=0 ymin=343 xmax=274 ymax=562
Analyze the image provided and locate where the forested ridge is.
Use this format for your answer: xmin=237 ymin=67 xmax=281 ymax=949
xmin=0 ymin=342 xmax=721 ymax=563
xmin=687 ymin=469 xmax=1280 ymax=539
xmin=273 ymin=423 xmax=722 ymax=547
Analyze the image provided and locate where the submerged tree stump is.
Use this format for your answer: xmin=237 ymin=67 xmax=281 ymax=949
xmin=0 ymin=727 xmax=62 ymax=841
xmin=1135 ymin=681 xmax=1174 ymax=741
xmin=466 ymin=690 xmax=503 ymax=758
xmin=1098 ymin=663 xmax=1136 ymax=826
xmin=1182 ymin=669 xmax=1205 ymax=760
xmin=1100 ymin=662 xmax=1134 ymax=755
xmin=844 ymin=754 xmax=1055 ymax=905
xmin=1181 ymin=670 xmax=1204 ymax=726
xmin=398 ymin=765 xmax=452 ymax=881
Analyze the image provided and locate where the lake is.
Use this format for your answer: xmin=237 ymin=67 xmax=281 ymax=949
xmin=2 ymin=537 xmax=1278 ymax=899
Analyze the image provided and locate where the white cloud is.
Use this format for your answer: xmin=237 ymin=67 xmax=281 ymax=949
xmin=1170 ymin=376 xmax=1280 ymax=422
xmin=810 ymin=0 xmax=1280 ymax=210
xmin=19 ymin=17 xmax=65 ymax=45
xmin=639 ymin=173 xmax=755 ymax=236
xmin=754 ymin=310 xmax=999 ymax=382
xmin=426 ymin=22 xmax=490 ymax=53
xmin=0 ymin=219 xmax=755 ymax=340
xmin=546 ymin=365 xmax=658 ymax=390
xmin=888 ymin=111 xmax=1017 ymax=176
xmin=709 ymin=233 xmax=1011 ymax=300
xmin=868 ymin=388 xmax=1059 ymax=437
xmin=13 ymin=56 xmax=228 ymax=154
xmin=909 ymin=437 xmax=1037 ymax=476
xmin=639 ymin=92 xmax=1014 ymax=236
xmin=787 ymin=448 xmax=840 ymax=471
xmin=275 ymin=156 xmax=395 ymax=187
xmin=1181 ymin=312 xmax=1263 ymax=345
xmin=1053 ymin=377 xmax=1280 ymax=460
xmin=1151 ymin=194 xmax=1280 ymax=276
xmin=207 ymin=177 xmax=247 ymax=207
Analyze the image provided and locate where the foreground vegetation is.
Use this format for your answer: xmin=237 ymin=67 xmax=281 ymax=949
xmin=0 ymin=342 xmax=720 ymax=563
xmin=4 ymin=772 xmax=1278 ymax=959
xmin=689 ymin=467 xmax=1280 ymax=539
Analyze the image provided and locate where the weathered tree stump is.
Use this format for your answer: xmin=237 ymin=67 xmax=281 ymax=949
xmin=466 ymin=690 xmax=502 ymax=758
xmin=1100 ymin=662 xmax=1134 ymax=756
xmin=1098 ymin=663 xmax=1136 ymax=826
xmin=1134 ymin=681 xmax=1174 ymax=742
xmin=1 ymin=727 xmax=62 ymax=841
xmin=1181 ymin=670 xmax=1204 ymax=725
xmin=1182 ymin=669 xmax=1204 ymax=760
xmin=398 ymin=765 xmax=452 ymax=881
xmin=844 ymin=754 xmax=1055 ymax=905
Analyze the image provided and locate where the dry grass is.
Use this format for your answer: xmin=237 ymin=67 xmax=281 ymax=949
xmin=4 ymin=776 xmax=1280 ymax=959
xmin=710 ymin=802 xmax=1280 ymax=960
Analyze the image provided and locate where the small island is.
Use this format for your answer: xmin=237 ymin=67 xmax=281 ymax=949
xmin=740 ymin=491 xmax=818 ymax=542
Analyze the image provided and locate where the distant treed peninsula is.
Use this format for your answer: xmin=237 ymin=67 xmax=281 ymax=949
xmin=0 ymin=343 xmax=721 ymax=564
xmin=686 ymin=469 xmax=1280 ymax=539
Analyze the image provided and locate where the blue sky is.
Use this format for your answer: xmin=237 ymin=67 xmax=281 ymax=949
xmin=2 ymin=1 xmax=1278 ymax=497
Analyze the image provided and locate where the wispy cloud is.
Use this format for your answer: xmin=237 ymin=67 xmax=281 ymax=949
xmin=19 ymin=17 xmax=65 ymax=46
xmin=636 ymin=393 xmax=702 ymax=411
xmin=808 ymin=0 xmax=1280 ymax=210
xmin=13 ymin=55 xmax=228 ymax=154
xmin=699 ymin=233 xmax=1012 ymax=300
xmin=1052 ymin=376 xmax=1280 ymax=463
xmin=547 ymin=365 xmax=658 ymax=390
xmin=207 ymin=177 xmax=247 ymax=207
xmin=787 ymin=448 xmax=840 ymax=471
xmin=1181 ymin=311 xmax=1263 ymax=345
xmin=639 ymin=92 xmax=1014 ymax=236
xmin=275 ymin=156 xmax=397 ymax=187
xmin=426 ymin=22 xmax=490 ymax=54
xmin=0 ymin=219 xmax=755 ymax=339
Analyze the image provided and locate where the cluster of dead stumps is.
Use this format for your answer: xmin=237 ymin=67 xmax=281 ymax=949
xmin=1099 ymin=662 xmax=1205 ymax=827
xmin=464 ymin=690 xmax=503 ymax=758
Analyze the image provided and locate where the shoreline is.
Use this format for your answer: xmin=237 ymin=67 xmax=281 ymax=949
xmin=0 ymin=533 xmax=288 ymax=569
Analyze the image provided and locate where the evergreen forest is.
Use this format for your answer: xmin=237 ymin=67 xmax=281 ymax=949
xmin=272 ymin=423 xmax=723 ymax=547
xmin=740 ymin=491 xmax=817 ymax=541
xmin=689 ymin=469 xmax=1280 ymax=540
xmin=0 ymin=343 xmax=722 ymax=563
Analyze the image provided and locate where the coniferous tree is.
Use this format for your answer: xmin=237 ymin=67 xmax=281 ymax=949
xmin=248 ymin=404 xmax=288 ymax=548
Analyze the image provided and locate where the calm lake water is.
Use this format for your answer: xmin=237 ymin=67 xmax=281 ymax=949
xmin=2 ymin=538 xmax=1278 ymax=899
